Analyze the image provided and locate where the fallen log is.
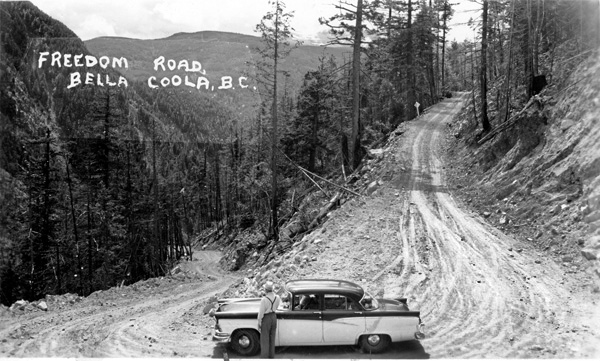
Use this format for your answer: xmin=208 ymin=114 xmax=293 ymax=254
xmin=477 ymin=93 xmax=545 ymax=146
xmin=308 ymin=191 xmax=343 ymax=229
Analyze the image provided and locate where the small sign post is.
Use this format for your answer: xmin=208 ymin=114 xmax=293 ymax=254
xmin=414 ymin=101 xmax=420 ymax=117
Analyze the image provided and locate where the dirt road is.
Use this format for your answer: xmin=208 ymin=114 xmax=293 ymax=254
xmin=281 ymin=93 xmax=600 ymax=358
xmin=386 ymin=93 xmax=599 ymax=358
xmin=0 ymin=251 xmax=234 ymax=357
xmin=1 ymin=94 xmax=598 ymax=359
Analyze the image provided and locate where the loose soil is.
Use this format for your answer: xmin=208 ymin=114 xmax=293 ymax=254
xmin=233 ymin=93 xmax=600 ymax=358
xmin=0 ymin=251 xmax=233 ymax=357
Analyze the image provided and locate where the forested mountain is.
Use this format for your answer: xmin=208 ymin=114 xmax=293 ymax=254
xmin=0 ymin=2 xmax=198 ymax=303
xmin=0 ymin=2 xmax=346 ymax=305
xmin=85 ymin=31 xmax=348 ymax=116
xmin=0 ymin=2 xmax=269 ymax=304
xmin=2 ymin=0 xmax=599 ymax=308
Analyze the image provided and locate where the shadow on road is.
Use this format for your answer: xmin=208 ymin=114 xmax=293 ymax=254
xmin=213 ymin=341 xmax=429 ymax=359
xmin=392 ymin=168 xmax=450 ymax=194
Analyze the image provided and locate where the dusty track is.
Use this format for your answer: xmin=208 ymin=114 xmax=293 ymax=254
xmin=0 ymin=251 xmax=234 ymax=357
xmin=1 ymin=95 xmax=598 ymax=359
xmin=292 ymin=93 xmax=599 ymax=358
xmin=384 ymin=94 xmax=595 ymax=357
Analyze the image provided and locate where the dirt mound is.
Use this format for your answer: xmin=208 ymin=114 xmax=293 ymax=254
xmin=2 ymin=255 xmax=213 ymax=320
xmin=221 ymin=124 xmax=412 ymax=299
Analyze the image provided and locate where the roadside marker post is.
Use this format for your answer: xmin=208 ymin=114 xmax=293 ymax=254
xmin=414 ymin=101 xmax=420 ymax=117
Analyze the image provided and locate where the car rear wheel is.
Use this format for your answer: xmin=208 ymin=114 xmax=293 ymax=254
xmin=360 ymin=334 xmax=390 ymax=353
xmin=230 ymin=329 xmax=260 ymax=356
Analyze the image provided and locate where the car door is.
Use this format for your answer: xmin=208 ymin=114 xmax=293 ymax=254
xmin=277 ymin=293 xmax=323 ymax=345
xmin=321 ymin=294 xmax=366 ymax=344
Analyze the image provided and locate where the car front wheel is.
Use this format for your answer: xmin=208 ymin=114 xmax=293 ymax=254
xmin=360 ymin=334 xmax=390 ymax=353
xmin=230 ymin=329 xmax=260 ymax=356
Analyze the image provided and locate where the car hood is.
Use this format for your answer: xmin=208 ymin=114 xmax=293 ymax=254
xmin=217 ymin=298 xmax=261 ymax=313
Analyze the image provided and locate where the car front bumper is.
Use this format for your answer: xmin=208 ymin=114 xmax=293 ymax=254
xmin=212 ymin=330 xmax=230 ymax=343
xmin=415 ymin=323 xmax=426 ymax=340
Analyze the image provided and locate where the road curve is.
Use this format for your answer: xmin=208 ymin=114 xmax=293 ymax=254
xmin=247 ymin=93 xmax=599 ymax=359
xmin=1 ymin=95 xmax=597 ymax=359
xmin=378 ymin=93 xmax=597 ymax=358
xmin=0 ymin=251 xmax=235 ymax=358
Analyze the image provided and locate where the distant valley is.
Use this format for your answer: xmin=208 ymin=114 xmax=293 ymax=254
xmin=85 ymin=31 xmax=349 ymax=124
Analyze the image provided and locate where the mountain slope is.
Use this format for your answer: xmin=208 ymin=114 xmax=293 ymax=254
xmin=226 ymin=93 xmax=600 ymax=358
xmin=447 ymin=51 xmax=600 ymax=286
xmin=4 ymin=92 xmax=596 ymax=358
xmin=84 ymin=31 xmax=348 ymax=123
xmin=0 ymin=2 xmax=230 ymax=304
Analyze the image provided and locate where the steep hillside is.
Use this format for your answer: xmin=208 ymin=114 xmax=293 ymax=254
xmin=446 ymin=50 xmax=600 ymax=287
xmin=1 ymin=90 xmax=598 ymax=359
xmin=221 ymin=92 xmax=599 ymax=358
xmin=0 ymin=2 xmax=231 ymax=304
xmin=0 ymin=2 xmax=347 ymax=306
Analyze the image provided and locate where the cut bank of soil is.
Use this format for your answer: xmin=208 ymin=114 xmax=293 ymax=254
xmin=235 ymin=93 xmax=600 ymax=358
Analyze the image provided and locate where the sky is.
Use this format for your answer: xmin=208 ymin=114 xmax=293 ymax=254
xmin=25 ymin=0 xmax=480 ymax=44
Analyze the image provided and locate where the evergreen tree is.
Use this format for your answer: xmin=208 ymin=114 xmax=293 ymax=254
xmin=254 ymin=0 xmax=300 ymax=241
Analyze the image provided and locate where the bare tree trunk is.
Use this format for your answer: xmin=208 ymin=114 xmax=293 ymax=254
xmin=152 ymin=104 xmax=161 ymax=274
xmin=102 ymin=93 xmax=111 ymax=188
xmin=503 ymin=0 xmax=516 ymax=123
xmin=436 ymin=7 xmax=440 ymax=95
xmin=407 ymin=0 xmax=417 ymax=119
xmin=65 ymin=157 xmax=81 ymax=294
xmin=271 ymin=1 xmax=280 ymax=241
xmin=387 ymin=0 xmax=393 ymax=39
xmin=480 ymin=0 xmax=491 ymax=132
xmin=214 ymin=143 xmax=221 ymax=223
xmin=525 ymin=0 xmax=535 ymax=99
xmin=86 ymin=180 xmax=93 ymax=294
xmin=470 ymin=44 xmax=478 ymax=125
xmin=309 ymin=85 xmax=319 ymax=172
xmin=441 ymin=0 xmax=448 ymax=92
xmin=350 ymin=0 xmax=363 ymax=170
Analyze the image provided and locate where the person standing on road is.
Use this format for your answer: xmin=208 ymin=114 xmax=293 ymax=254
xmin=257 ymin=281 xmax=281 ymax=358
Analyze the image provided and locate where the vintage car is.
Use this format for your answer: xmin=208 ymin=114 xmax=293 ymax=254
xmin=210 ymin=279 xmax=425 ymax=355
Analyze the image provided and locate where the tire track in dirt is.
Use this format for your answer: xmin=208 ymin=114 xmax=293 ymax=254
xmin=378 ymin=94 xmax=596 ymax=358
xmin=2 ymin=251 xmax=233 ymax=357
xmin=92 ymin=277 xmax=233 ymax=357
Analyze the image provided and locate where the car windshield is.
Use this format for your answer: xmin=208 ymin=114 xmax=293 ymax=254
xmin=359 ymin=291 xmax=379 ymax=310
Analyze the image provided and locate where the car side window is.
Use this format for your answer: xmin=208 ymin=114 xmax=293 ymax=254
xmin=292 ymin=294 xmax=320 ymax=310
xmin=324 ymin=294 xmax=359 ymax=310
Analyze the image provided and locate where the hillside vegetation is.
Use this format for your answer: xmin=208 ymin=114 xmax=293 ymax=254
xmin=0 ymin=2 xmax=353 ymax=306
xmin=447 ymin=50 xmax=600 ymax=287
xmin=0 ymin=2 xmax=244 ymax=304
xmin=85 ymin=32 xmax=348 ymax=123
xmin=2 ymin=0 xmax=599 ymax=321
xmin=1 ymin=0 xmax=600 ymax=358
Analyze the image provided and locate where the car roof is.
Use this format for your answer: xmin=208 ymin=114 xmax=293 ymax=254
xmin=285 ymin=279 xmax=364 ymax=299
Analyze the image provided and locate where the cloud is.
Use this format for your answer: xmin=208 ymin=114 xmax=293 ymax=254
xmin=28 ymin=0 xmax=338 ymax=41
xmin=28 ymin=0 xmax=473 ymax=43
xmin=79 ymin=14 xmax=117 ymax=38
